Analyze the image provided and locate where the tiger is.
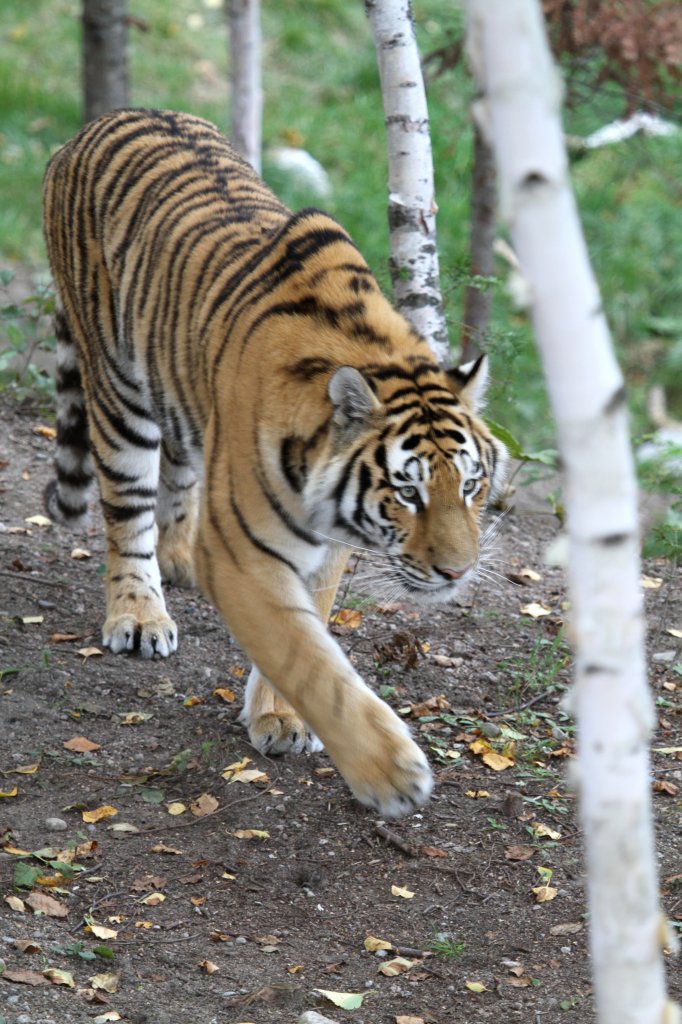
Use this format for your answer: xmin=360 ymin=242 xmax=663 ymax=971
xmin=42 ymin=109 xmax=508 ymax=818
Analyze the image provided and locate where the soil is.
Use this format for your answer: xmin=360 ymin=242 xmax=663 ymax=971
xmin=0 ymin=397 xmax=680 ymax=1024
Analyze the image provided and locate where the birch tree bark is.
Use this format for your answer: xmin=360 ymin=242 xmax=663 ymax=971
xmin=465 ymin=3 xmax=679 ymax=1023
xmin=82 ymin=0 xmax=129 ymax=123
xmin=365 ymin=0 xmax=449 ymax=363
xmin=227 ymin=0 xmax=262 ymax=174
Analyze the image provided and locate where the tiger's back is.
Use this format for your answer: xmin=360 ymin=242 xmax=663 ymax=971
xmin=43 ymin=109 xmax=507 ymax=818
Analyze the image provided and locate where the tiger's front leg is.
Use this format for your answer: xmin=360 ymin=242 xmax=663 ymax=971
xmin=240 ymin=545 xmax=349 ymax=755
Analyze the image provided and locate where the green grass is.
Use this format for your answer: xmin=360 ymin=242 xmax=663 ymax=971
xmin=1 ymin=0 xmax=681 ymax=448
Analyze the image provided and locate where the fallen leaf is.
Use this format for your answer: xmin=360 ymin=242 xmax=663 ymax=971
xmin=519 ymin=567 xmax=542 ymax=581
xmin=505 ymin=844 xmax=536 ymax=861
xmin=641 ymin=575 xmax=663 ymax=589
xmin=396 ymin=1017 xmax=425 ymax=1024
xmin=506 ymin=974 xmax=532 ymax=987
xmin=51 ymin=632 xmax=81 ymax=643
xmin=33 ymin=423 xmax=57 ymax=440
xmin=532 ymin=821 xmax=562 ymax=840
xmin=409 ymin=694 xmax=450 ymax=718
xmin=533 ymin=885 xmax=558 ymax=903
xmin=666 ymin=628 xmax=682 ymax=638
xmin=25 ymin=892 xmax=69 ymax=917
xmin=431 ymin=654 xmax=462 ymax=668
xmin=653 ymin=779 xmax=678 ymax=796
xmin=83 ymin=805 xmax=117 ymax=823
xmin=520 ymin=601 xmax=551 ymax=618
xmin=5 ymin=894 xmax=26 ymax=912
xmin=228 ymin=768 xmax=270 ymax=785
xmin=465 ymin=980 xmax=487 ymax=993
xmin=86 ymin=921 xmax=119 ymax=940
xmin=43 ymin=967 xmax=76 ymax=987
xmin=378 ymin=956 xmax=416 ymax=976
xmin=70 ymin=547 xmax=92 ymax=560
xmin=329 ymin=608 xmax=363 ymax=629
xmin=0 ymin=784 xmax=18 ymax=798
xmin=483 ymin=750 xmax=514 ymax=771
xmin=391 ymin=884 xmax=415 ymax=899
xmin=13 ymin=938 xmax=41 ymax=953
xmin=139 ymin=892 xmax=166 ymax=906
xmin=231 ymin=829 xmax=269 ymax=840
xmin=465 ymin=789 xmax=490 ymax=798
xmin=78 ymin=646 xmax=104 ymax=659
xmin=25 ymin=514 xmax=52 ymax=527
xmin=199 ymin=960 xmax=219 ymax=974
xmin=108 ymin=822 xmax=139 ymax=833
xmin=420 ymin=845 xmax=448 ymax=858
xmin=364 ymin=935 xmax=393 ymax=952
xmin=63 ymin=735 xmax=101 ymax=753
xmin=213 ymin=687 xmax=236 ymax=702
xmin=89 ymin=972 xmax=119 ymax=993
xmin=315 ymin=989 xmax=366 ymax=1009
xmin=190 ymin=793 xmax=219 ymax=816
xmin=93 ymin=1013 xmax=122 ymax=1023
xmin=2 ymin=968 xmax=49 ymax=985
xmin=166 ymin=802 xmax=187 ymax=816
xmin=550 ymin=922 xmax=583 ymax=936
xmin=11 ymin=762 xmax=40 ymax=775
xmin=119 ymin=711 xmax=153 ymax=725
xmin=183 ymin=694 xmax=204 ymax=706
xmin=21 ymin=615 xmax=44 ymax=625
xmin=152 ymin=842 xmax=183 ymax=855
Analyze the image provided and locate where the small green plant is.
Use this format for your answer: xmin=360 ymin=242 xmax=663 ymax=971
xmin=427 ymin=935 xmax=466 ymax=958
xmin=496 ymin=631 xmax=570 ymax=708
xmin=0 ymin=270 xmax=56 ymax=401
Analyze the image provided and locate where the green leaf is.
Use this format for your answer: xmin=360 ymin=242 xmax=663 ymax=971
xmin=140 ymin=787 xmax=165 ymax=804
xmin=13 ymin=862 xmax=42 ymax=889
xmin=484 ymin=418 xmax=525 ymax=459
xmin=93 ymin=945 xmax=116 ymax=960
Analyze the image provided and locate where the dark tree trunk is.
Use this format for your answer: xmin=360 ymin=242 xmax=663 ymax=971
xmin=82 ymin=0 xmax=129 ymax=123
xmin=227 ymin=0 xmax=262 ymax=174
xmin=460 ymin=122 xmax=497 ymax=363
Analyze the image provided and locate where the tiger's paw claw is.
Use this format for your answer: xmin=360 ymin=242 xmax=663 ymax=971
xmin=245 ymin=711 xmax=323 ymax=756
xmin=103 ymin=613 xmax=178 ymax=659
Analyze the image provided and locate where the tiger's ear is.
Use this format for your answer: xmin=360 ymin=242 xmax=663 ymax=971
xmin=328 ymin=366 xmax=380 ymax=430
xmin=446 ymin=354 xmax=489 ymax=412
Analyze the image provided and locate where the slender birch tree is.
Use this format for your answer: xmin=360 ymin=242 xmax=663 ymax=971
xmin=465 ymin=3 xmax=679 ymax=1023
xmin=82 ymin=0 xmax=129 ymax=123
xmin=365 ymin=0 xmax=449 ymax=363
xmin=227 ymin=0 xmax=262 ymax=174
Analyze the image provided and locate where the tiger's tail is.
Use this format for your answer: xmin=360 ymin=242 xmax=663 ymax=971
xmin=43 ymin=306 xmax=95 ymax=526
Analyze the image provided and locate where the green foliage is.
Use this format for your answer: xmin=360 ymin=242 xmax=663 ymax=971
xmin=427 ymin=935 xmax=466 ymax=958
xmin=0 ymin=269 xmax=55 ymax=399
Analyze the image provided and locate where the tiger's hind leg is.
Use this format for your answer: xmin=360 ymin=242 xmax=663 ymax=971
xmin=156 ymin=445 xmax=199 ymax=588
xmin=240 ymin=544 xmax=349 ymax=756
xmin=43 ymin=307 xmax=95 ymax=525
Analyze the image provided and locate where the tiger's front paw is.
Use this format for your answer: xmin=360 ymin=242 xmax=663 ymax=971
xmin=244 ymin=709 xmax=323 ymax=756
xmin=103 ymin=612 xmax=178 ymax=659
xmin=331 ymin=695 xmax=433 ymax=818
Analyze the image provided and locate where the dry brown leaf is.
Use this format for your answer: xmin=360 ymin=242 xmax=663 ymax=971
xmin=51 ymin=632 xmax=81 ymax=643
xmin=2 ymin=967 xmax=50 ymax=986
xmin=409 ymin=694 xmax=450 ymax=718
xmin=190 ymin=792 xmax=219 ymax=816
xmin=25 ymin=892 xmax=69 ymax=917
xmin=77 ymin=646 xmax=104 ymax=659
xmin=364 ymin=935 xmax=393 ymax=952
xmin=139 ymin=892 xmax=166 ymax=906
xmin=13 ymin=938 xmax=41 ymax=953
xmin=152 ymin=842 xmax=183 ymax=855
xmin=653 ymin=779 xmax=678 ymax=796
xmin=505 ymin=844 xmax=536 ymax=862
xmin=231 ymin=828 xmax=269 ymax=840
xmin=199 ymin=960 xmax=219 ymax=974
xmin=329 ymin=607 xmax=363 ymax=629
xmin=532 ymin=885 xmax=558 ymax=903
xmin=63 ymin=735 xmax=101 ymax=753
xmin=420 ymin=845 xmax=448 ymax=859
xmin=213 ymin=687 xmax=236 ymax=702
xmin=33 ymin=423 xmax=57 ymax=440
xmin=5 ymin=894 xmax=26 ymax=912
xmin=532 ymin=821 xmax=562 ymax=840
xmin=378 ymin=956 xmax=416 ymax=976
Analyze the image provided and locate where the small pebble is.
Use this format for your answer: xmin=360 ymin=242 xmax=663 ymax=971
xmin=298 ymin=1013 xmax=339 ymax=1024
xmin=45 ymin=817 xmax=67 ymax=831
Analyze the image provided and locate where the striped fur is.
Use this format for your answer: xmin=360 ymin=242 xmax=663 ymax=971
xmin=42 ymin=109 xmax=507 ymax=817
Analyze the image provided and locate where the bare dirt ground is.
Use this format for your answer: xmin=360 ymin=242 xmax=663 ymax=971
xmin=0 ymin=397 xmax=680 ymax=1024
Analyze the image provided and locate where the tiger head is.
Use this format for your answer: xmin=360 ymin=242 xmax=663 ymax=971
xmin=314 ymin=355 xmax=508 ymax=603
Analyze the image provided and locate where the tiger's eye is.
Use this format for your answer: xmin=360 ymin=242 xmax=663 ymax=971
xmin=399 ymin=485 xmax=417 ymax=500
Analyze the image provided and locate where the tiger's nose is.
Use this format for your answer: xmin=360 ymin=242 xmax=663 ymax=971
xmin=435 ymin=563 xmax=472 ymax=581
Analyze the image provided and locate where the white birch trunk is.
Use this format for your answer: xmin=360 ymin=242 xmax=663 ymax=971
xmin=365 ymin=0 xmax=449 ymax=363
xmin=227 ymin=0 xmax=262 ymax=174
xmin=465 ymin=3 xmax=679 ymax=1023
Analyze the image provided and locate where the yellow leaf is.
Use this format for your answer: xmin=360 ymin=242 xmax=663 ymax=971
xmin=4 ymin=845 xmax=31 ymax=855
xmin=288 ymin=964 xmax=305 ymax=974
xmin=190 ymin=793 xmax=219 ymax=816
xmin=533 ymin=884 xmax=558 ymax=903
xmin=86 ymin=922 xmax=118 ymax=940
xmin=213 ymin=687 xmax=236 ymax=702
xmin=666 ymin=628 xmax=682 ymax=639
xmin=140 ymin=892 xmax=165 ymax=906
xmin=231 ymin=829 xmax=270 ymax=840
xmin=482 ymin=750 xmax=514 ymax=771
xmin=0 ymin=785 xmax=18 ymax=798
xmin=43 ymin=967 xmax=75 ymax=987
xmin=5 ymin=894 xmax=26 ymax=912
xmin=89 ymin=972 xmax=119 ymax=993
xmin=364 ymin=935 xmax=393 ymax=952
xmin=167 ymin=802 xmax=187 ymax=816
xmin=390 ymin=884 xmax=415 ymax=899
xmin=466 ymin=980 xmax=487 ymax=993
xmin=227 ymin=768 xmax=269 ymax=785
xmin=183 ymin=694 xmax=203 ymax=706
xmin=25 ymin=514 xmax=52 ymax=528
xmin=315 ymin=989 xmax=366 ymax=1009
xmin=641 ymin=575 xmax=663 ymax=589
xmin=465 ymin=789 xmax=490 ymax=798
xmin=77 ymin=646 xmax=104 ymax=659
xmin=222 ymin=756 xmax=252 ymax=774
xmin=11 ymin=763 xmax=39 ymax=775
xmin=119 ymin=711 xmax=153 ymax=725
xmin=21 ymin=615 xmax=44 ymax=625
xmin=228 ymin=664 xmax=245 ymax=677
xmin=520 ymin=601 xmax=551 ymax=618
xmin=135 ymin=921 xmax=154 ymax=929
xmin=222 ymin=872 xmax=236 ymax=881
xmin=330 ymin=608 xmax=363 ymax=629
xmin=532 ymin=821 xmax=562 ymax=840
xmin=378 ymin=956 xmax=416 ymax=976
xmin=82 ymin=805 xmax=118 ymax=823
xmin=32 ymin=423 xmax=57 ymax=440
